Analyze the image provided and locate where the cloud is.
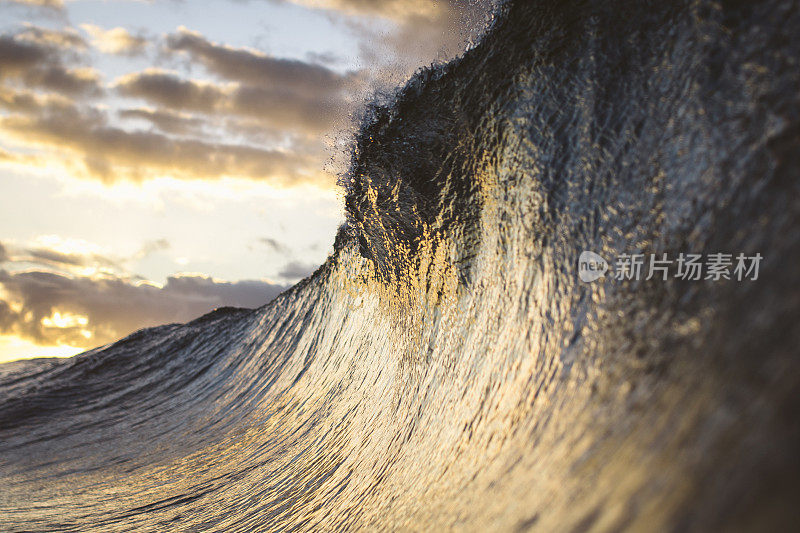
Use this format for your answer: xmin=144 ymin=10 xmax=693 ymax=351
xmin=165 ymin=27 xmax=357 ymax=93
xmin=118 ymin=108 xmax=206 ymax=135
xmin=0 ymin=86 xmax=72 ymax=113
xmin=277 ymin=0 xmax=493 ymax=27
xmin=305 ymin=50 xmax=345 ymax=67
xmin=21 ymin=247 xmax=124 ymax=274
xmin=0 ymin=268 xmax=288 ymax=348
xmin=0 ymin=145 xmax=43 ymax=168
xmin=81 ymin=24 xmax=148 ymax=56
xmin=0 ymin=24 xmax=353 ymax=186
xmin=17 ymin=25 xmax=87 ymax=51
xmin=0 ymin=1 xmax=495 ymax=187
xmin=0 ymin=301 xmax=15 ymax=333
xmin=0 ymin=238 xmax=128 ymax=276
xmin=276 ymin=0 xmax=442 ymax=20
xmin=259 ymin=237 xmax=289 ymax=254
xmin=0 ymin=237 xmax=294 ymax=350
xmin=21 ymin=65 xmax=102 ymax=96
xmin=115 ymin=70 xmax=224 ymax=112
xmin=274 ymin=0 xmax=496 ymax=82
xmin=115 ymin=67 xmax=350 ymax=135
xmin=136 ymin=238 xmax=170 ymax=258
xmin=278 ymin=260 xmax=317 ymax=280
xmin=25 ymin=248 xmax=88 ymax=267
xmin=155 ymin=29 xmax=364 ymax=135
xmin=0 ymin=30 xmax=102 ymax=97
xmin=0 ymin=34 xmax=50 ymax=74
xmin=5 ymin=0 xmax=63 ymax=9
xmin=0 ymin=88 xmax=321 ymax=185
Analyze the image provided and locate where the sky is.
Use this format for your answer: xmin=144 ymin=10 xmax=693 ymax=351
xmin=0 ymin=0 xmax=492 ymax=363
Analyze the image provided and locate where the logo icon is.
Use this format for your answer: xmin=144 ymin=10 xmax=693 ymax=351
xmin=579 ymin=251 xmax=609 ymax=283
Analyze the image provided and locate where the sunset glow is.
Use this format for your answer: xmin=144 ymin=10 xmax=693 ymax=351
xmin=0 ymin=0 xmax=486 ymax=362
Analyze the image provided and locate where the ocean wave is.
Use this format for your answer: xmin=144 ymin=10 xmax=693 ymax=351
xmin=2 ymin=0 xmax=799 ymax=530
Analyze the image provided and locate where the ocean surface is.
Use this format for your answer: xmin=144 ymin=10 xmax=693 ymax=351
xmin=2 ymin=1 xmax=799 ymax=530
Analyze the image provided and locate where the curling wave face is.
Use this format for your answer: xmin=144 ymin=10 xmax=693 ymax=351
xmin=2 ymin=1 xmax=800 ymax=530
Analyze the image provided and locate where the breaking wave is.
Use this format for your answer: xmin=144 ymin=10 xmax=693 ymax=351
xmin=2 ymin=1 xmax=799 ymax=530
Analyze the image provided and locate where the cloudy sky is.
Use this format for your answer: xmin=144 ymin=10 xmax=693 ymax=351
xmin=0 ymin=0 xmax=491 ymax=363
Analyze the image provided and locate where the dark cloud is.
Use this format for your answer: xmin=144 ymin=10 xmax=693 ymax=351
xmin=0 ymin=241 xmax=129 ymax=276
xmin=3 ymin=238 xmax=172 ymax=280
xmin=232 ymin=84 xmax=348 ymax=133
xmin=0 ymin=30 xmax=102 ymax=97
xmin=0 ymin=300 xmax=15 ymax=332
xmin=150 ymin=29 xmax=364 ymax=136
xmin=115 ymin=70 xmax=222 ymax=112
xmin=161 ymin=275 xmax=285 ymax=309
xmin=165 ymin=27 xmax=357 ymax=94
xmin=278 ymin=260 xmax=317 ymax=280
xmin=22 ymin=65 xmax=102 ymax=96
xmin=0 ymin=89 xmax=318 ymax=184
xmin=0 ymin=269 xmax=287 ymax=348
xmin=116 ymin=69 xmax=349 ymax=135
xmin=17 ymin=25 xmax=87 ymax=51
xmin=119 ymin=108 xmax=206 ymax=135
xmin=25 ymin=248 xmax=91 ymax=267
xmin=259 ymin=238 xmax=289 ymax=254
xmin=0 ymin=34 xmax=50 ymax=73
xmin=21 ymin=247 xmax=121 ymax=271
xmin=0 ymin=87 xmax=71 ymax=113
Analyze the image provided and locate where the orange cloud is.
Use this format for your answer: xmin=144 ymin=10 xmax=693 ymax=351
xmin=0 ymin=87 xmax=323 ymax=185
xmin=115 ymin=69 xmax=350 ymax=135
xmin=0 ymin=268 xmax=288 ymax=348
xmin=278 ymin=0 xmax=443 ymax=20
xmin=5 ymin=0 xmax=63 ymax=8
xmin=81 ymin=24 xmax=148 ymax=56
